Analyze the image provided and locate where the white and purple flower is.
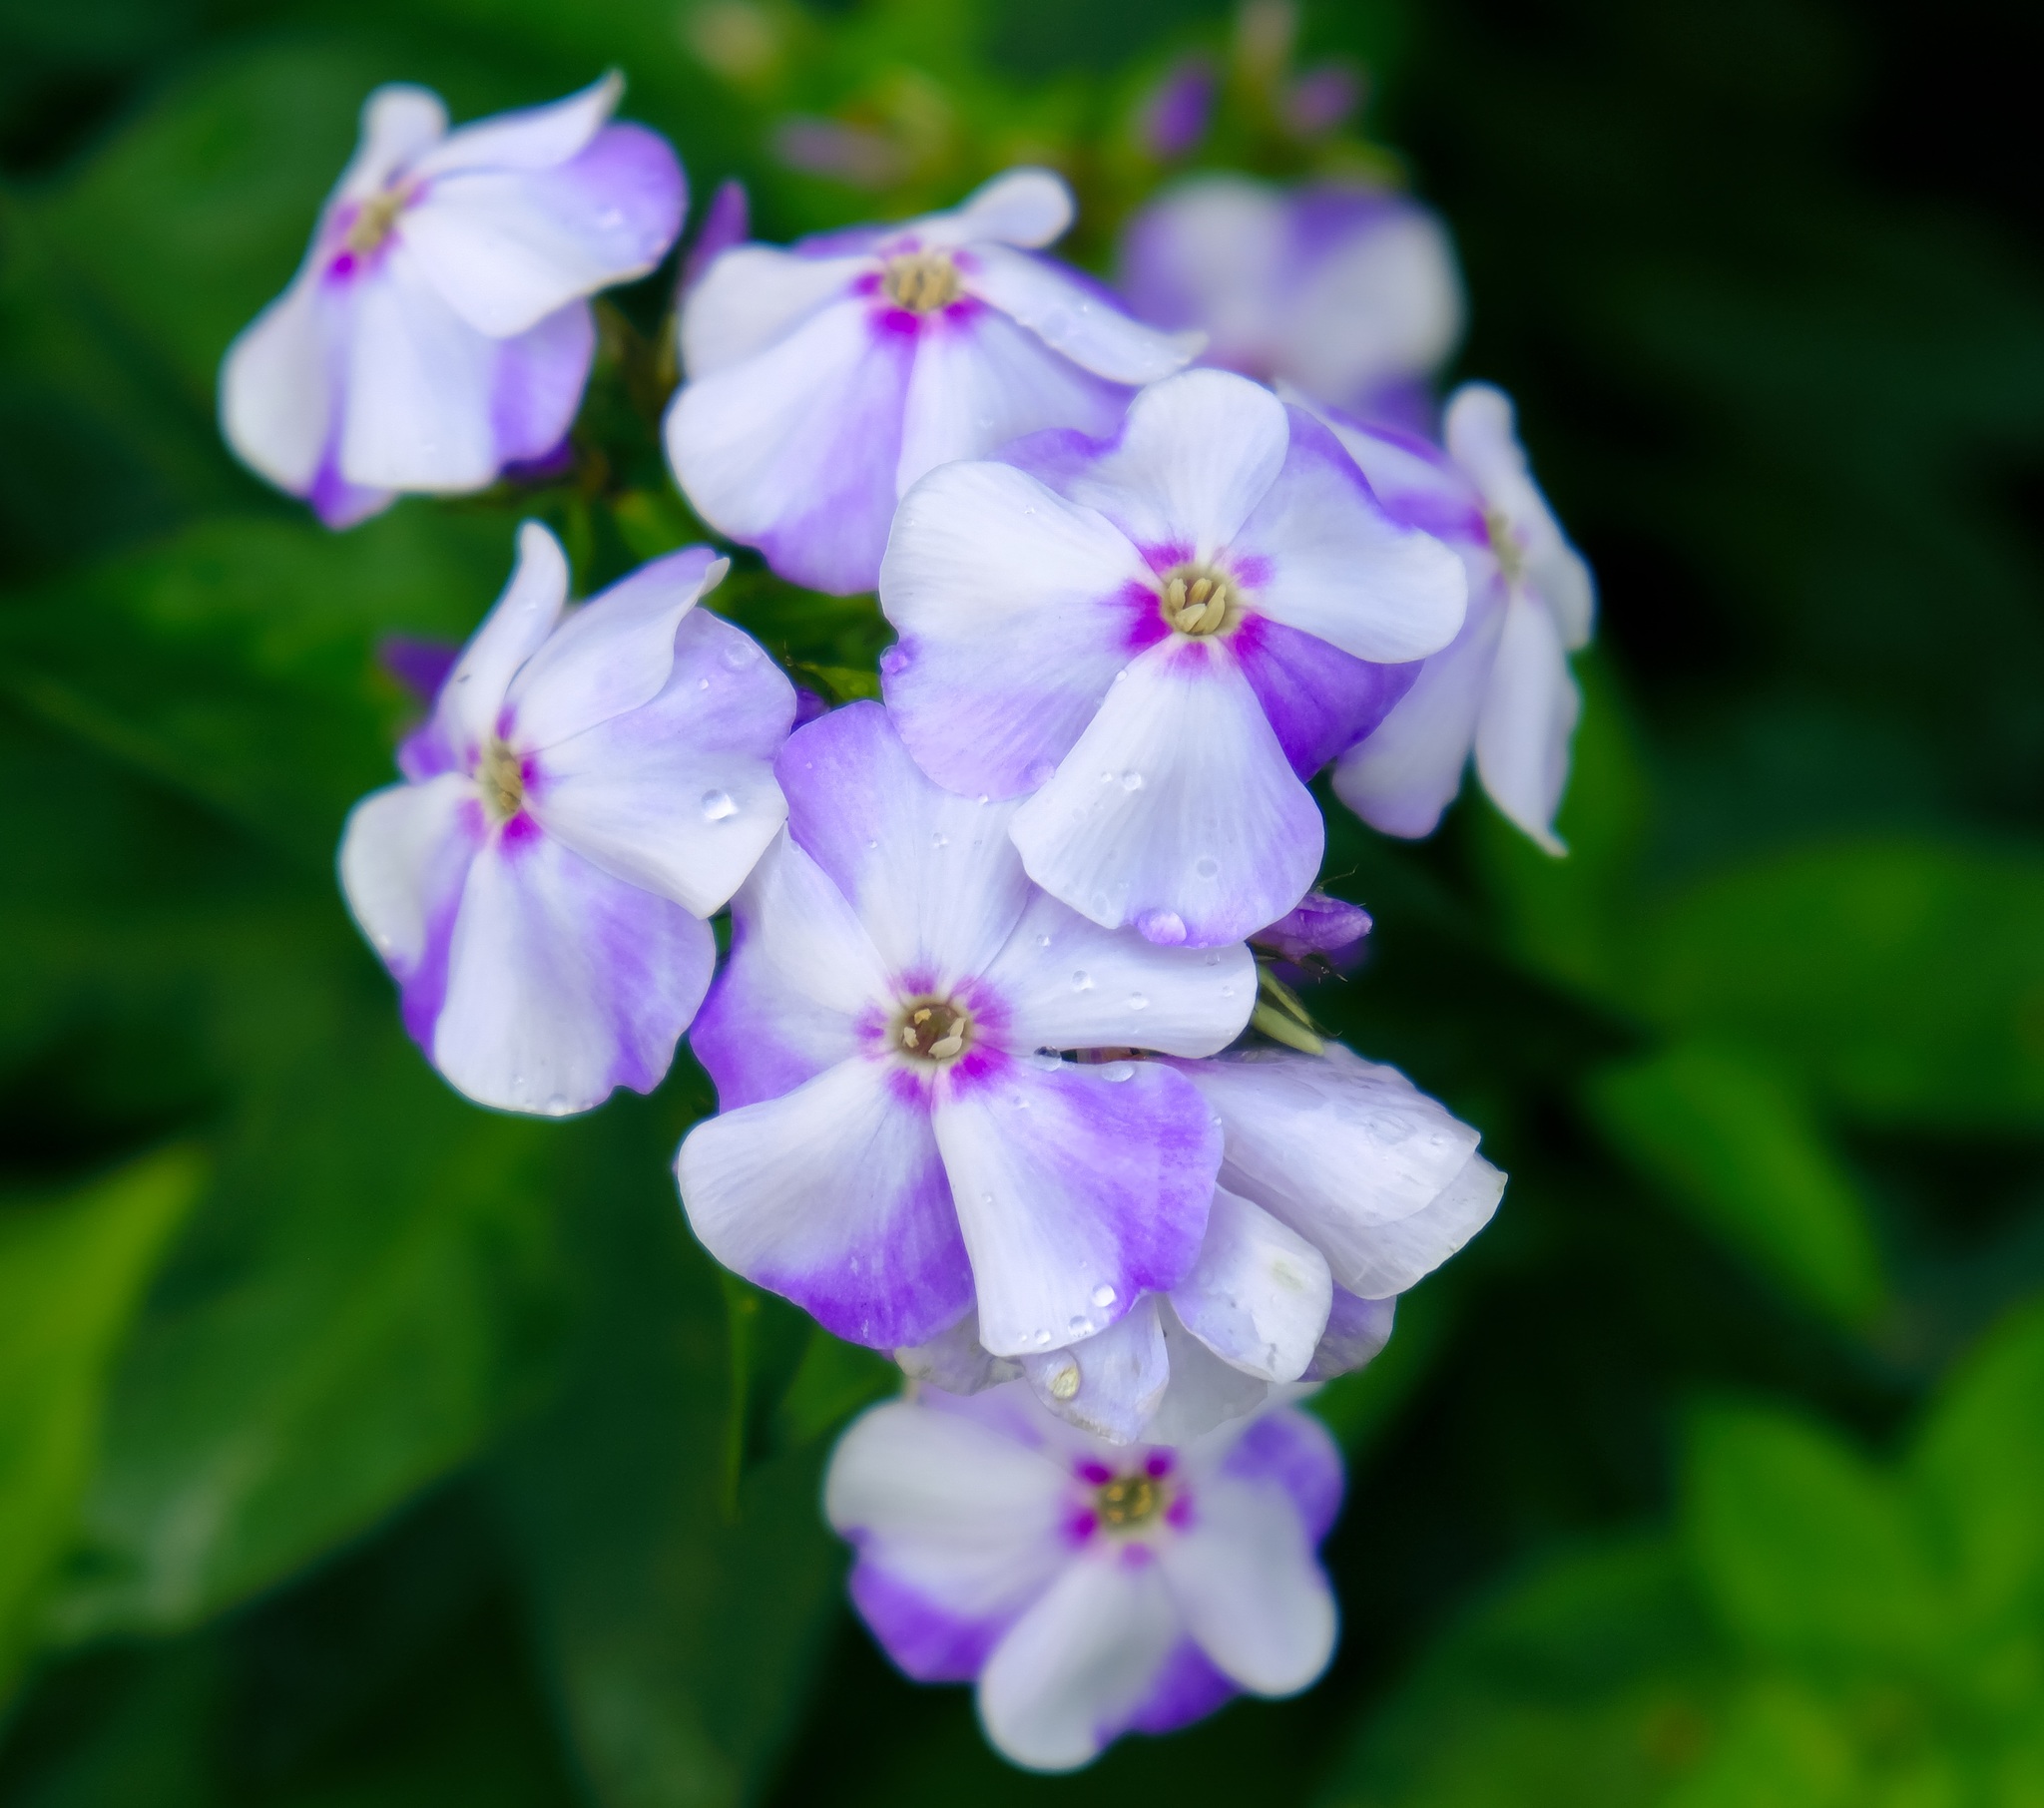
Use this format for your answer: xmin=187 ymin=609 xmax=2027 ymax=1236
xmin=664 ymin=169 xmax=1202 ymax=595
xmin=827 ymin=1381 xmax=1341 ymax=1770
xmin=877 ymin=366 xmax=1467 ymax=948
xmin=222 ymin=75 xmax=684 ymax=528
xmin=675 ymin=702 xmax=1254 ymax=1356
xmin=902 ymin=1042 xmax=1503 ymax=1444
xmin=1317 ymin=383 xmax=1596 ymax=851
xmin=1119 ymin=175 xmax=1464 ymax=430
xmin=339 ymin=523 xmax=792 ymax=1115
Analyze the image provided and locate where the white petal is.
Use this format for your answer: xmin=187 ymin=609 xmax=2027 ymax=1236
xmin=1009 ymin=640 xmax=1321 ymax=947
xmin=825 ymin=1398 xmax=1071 ymax=1620
xmin=680 ymin=244 xmax=871 ymax=376
xmin=1146 ymin=1304 xmax=1272 ymax=1445
xmin=920 ymin=168 xmax=1074 ymax=250
xmin=1115 ymin=176 xmax=1287 ymax=373
xmin=1281 ymin=207 xmax=1464 ymax=403
xmin=978 ymin=1559 xmax=1181 ymax=1771
xmin=506 ymin=546 xmax=721 ymax=750
xmin=410 ymin=71 xmax=620 ymax=178
xmin=1059 ymin=368 xmax=1288 ymax=557
xmin=978 ymin=890 xmax=1253 ymax=1055
xmin=219 ymin=267 xmax=332 ymax=492
xmin=434 ymin=522 xmax=569 ymax=757
xmin=337 ymin=773 xmax=477 ymax=976
xmin=337 ymin=245 xmax=501 ymax=491
xmin=967 ymin=244 xmax=1201 ymax=384
xmin=1169 ymin=1187 xmax=1331 ymax=1382
xmin=1024 ymin=1296 xmax=1169 ymax=1443
xmin=896 ymin=1308 xmax=1022 ymax=1394
xmin=530 ymin=605 xmax=790 ymax=917
xmin=1473 ymin=593 xmax=1579 ymax=855
xmin=722 ymin=830 xmax=891 ymax=1024
xmin=1331 ymin=582 xmax=1502 ymax=840
xmin=1335 ymin=1152 xmax=1504 ymax=1299
xmin=1159 ymin=1473 xmax=1335 ymax=1694
xmin=337 ymin=85 xmax=448 ymax=200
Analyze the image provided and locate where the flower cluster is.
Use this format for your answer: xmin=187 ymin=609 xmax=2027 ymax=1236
xmin=230 ymin=73 xmax=1592 ymax=1773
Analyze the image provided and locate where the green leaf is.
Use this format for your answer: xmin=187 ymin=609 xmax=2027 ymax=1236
xmin=0 ymin=1148 xmax=204 ymax=1694
xmin=1585 ymin=1043 xmax=1885 ymax=1326
xmin=1684 ymin=1403 xmax=1943 ymax=1666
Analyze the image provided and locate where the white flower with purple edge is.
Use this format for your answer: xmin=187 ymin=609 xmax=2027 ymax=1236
xmin=222 ymin=74 xmax=684 ymax=528
xmin=826 ymin=1381 xmax=1341 ymax=1770
xmin=339 ymin=522 xmax=792 ymax=1115
xmin=1315 ymin=383 xmax=1596 ymax=852
xmin=877 ymin=366 xmax=1467 ymax=949
xmin=675 ymin=701 xmax=1254 ymax=1357
xmin=664 ymin=169 xmax=1203 ymax=595
xmin=1119 ymin=175 xmax=1464 ymax=430
xmin=902 ymin=1042 xmax=1503 ymax=1444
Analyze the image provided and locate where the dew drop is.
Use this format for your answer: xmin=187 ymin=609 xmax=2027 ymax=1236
xmin=1135 ymin=909 xmax=1185 ymax=945
xmin=1033 ymin=1328 xmax=1052 ymax=1348
xmin=1035 ymin=933 xmax=1053 ymax=948
xmin=1091 ymin=1283 xmax=1117 ymax=1308
xmin=1067 ymin=1315 xmax=1090 ymax=1338
xmin=1099 ymin=1061 xmax=1136 ymax=1083
xmin=700 ymin=788 xmax=737 ymax=822
xmin=1099 ymin=769 xmax=1115 ymax=784
xmin=1195 ymin=855 xmax=1220 ymax=878
xmin=976 ymin=793 xmax=990 ymax=805
xmin=1121 ymin=771 xmax=1144 ymax=792
xmin=1126 ymin=993 xmax=1150 ymax=1011
xmin=1071 ymin=970 xmax=1095 ymax=992
xmin=931 ymin=830 xmax=949 ymax=847
xmin=721 ymin=639 xmax=760 ymax=670
xmin=1048 ymin=1361 xmax=1081 ymax=1400
xmin=982 ymin=1191 xmax=995 ymax=1205
xmin=698 ymin=677 xmax=711 ymax=689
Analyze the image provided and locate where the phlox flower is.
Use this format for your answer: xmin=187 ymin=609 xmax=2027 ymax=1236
xmin=877 ymin=366 xmax=1467 ymax=948
xmin=340 ymin=523 xmax=791 ymax=1115
xmin=664 ymin=169 xmax=1202 ymax=595
xmin=675 ymin=702 xmax=1253 ymax=1356
xmin=827 ymin=1381 xmax=1341 ymax=1770
xmin=1317 ymin=384 xmax=1596 ymax=851
xmin=222 ymin=75 xmax=684 ymax=528
xmin=902 ymin=1043 xmax=1502 ymax=1444
xmin=1119 ymin=175 xmax=1464 ymax=429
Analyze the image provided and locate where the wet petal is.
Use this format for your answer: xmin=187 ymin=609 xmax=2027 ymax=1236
xmin=1169 ymin=1186 xmax=1331 ymax=1382
xmin=967 ymin=244 xmax=1201 ymax=384
xmin=1024 ymin=1295 xmax=1170 ymax=1443
xmin=1145 ymin=1304 xmax=1271 ymax=1445
xmin=1301 ymin=1289 xmax=1395 ymax=1383
xmin=1233 ymin=612 xmax=1418 ymax=780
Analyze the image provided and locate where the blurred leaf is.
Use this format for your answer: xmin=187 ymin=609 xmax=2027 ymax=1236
xmin=0 ymin=1148 xmax=204 ymax=1693
xmin=770 ymin=1326 xmax=896 ymax=1454
xmin=1585 ymin=1043 xmax=1884 ymax=1327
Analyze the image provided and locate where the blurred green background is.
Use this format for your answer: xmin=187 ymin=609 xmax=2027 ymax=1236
xmin=3 ymin=0 xmax=2042 ymax=1802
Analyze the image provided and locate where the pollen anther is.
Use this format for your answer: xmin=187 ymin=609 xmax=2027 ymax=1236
xmin=1159 ymin=564 xmax=1240 ymax=637
xmin=882 ymin=250 xmax=963 ymax=313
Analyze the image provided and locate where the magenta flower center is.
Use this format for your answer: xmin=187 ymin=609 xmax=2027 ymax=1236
xmin=478 ymin=738 xmax=525 ymax=822
xmin=345 ymin=183 xmax=412 ymax=256
xmin=1159 ymin=563 xmax=1241 ymax=637
xmin=1095 ymin=1471 xmax=1166 ymax=1529
xmin=882 ymin=250 xmax=962 ymax=313
xmin=894 ymin=996 xmax=972 ymax=1063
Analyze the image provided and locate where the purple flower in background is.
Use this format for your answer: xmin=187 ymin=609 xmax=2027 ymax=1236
xmin=664 ymin=169 xmax=1202 ymax=595
xmin=676 ymin=702 xmax=1253 ymax=1356
xmin=681 ymin=177 xmax=750 ymax=296
xmin=826 ymin=1382 xmax=1341 ymax=1770
xmin=1118 ymin=175 xmax=1463 ymax=430
xmin=1251 ymin=889 xmax=1372 ymax=967
xmin=1137 ymin=57 xmax=1218 ymax=161
xmin=878 ymin=368 xmax=1465 ymax=949
xmin=902 ymin=1043 xmax=1502 ymax=1444
xmin=222 ymin=75 xmax=685 ymax=528
xmin=1319 ymin=383 xmax=1596 ymax=851
xmin=339 ymin=523 xmax=792 ymax=1115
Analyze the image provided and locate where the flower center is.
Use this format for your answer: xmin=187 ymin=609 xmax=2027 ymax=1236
xmin=478 ymin=738 xmax=525 ymax=822
xmin=1158 ymin=564 xmax=1240 ymax=637
xmin=894 ymin=997 xmax=971 ymax=1063
xmin=344 ymin=184 xmax=412 ymax=256
xmin=1096 ymin=1473 xmax=1164 ymax=1529
xmin=882 ymin=250 xmax=962 ymax=313
xmin=1484 ymin=509 xmax=1526 ymax=585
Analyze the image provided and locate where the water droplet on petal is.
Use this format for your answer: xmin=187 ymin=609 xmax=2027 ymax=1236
xmin=1195 ymin=855 xmax=1220 ymax=879
xmin=1091 ymin=1283 xmax=1117 ymax=1308
xmin=1121 ymin=771 xmax=1144 ymax=792
xmin=1035 ymin=933 xmax=1052 ymax=948
xmin=1126 ymin=993 xmax=1150 ymax=1011
xmin=1135 ymin=909 xmax=1186 ymax=945
xmin=1099 ymin=1061 xmax=1136 ymax=1082
xmin=1033 ymin=1328 xmax=1052 ymax=1348
xmin=981 ymin=1191 xmax=995 ymax=1205
xmin=1048 ymin=1360 xmax=1080 ymax=1400
xmin=931 ymin=830 xmax=949 ymax=847
xmin=1067 ymin=1315 xmax=1090 ymax=1338
xmin=976 ymin=793 xmax=990 ymax=805
xmin=721 ymin=639 xmax=760 ymax=670
xmin=698 ymin=677 xmax=711 ymax=689
xmin=700 ymin=789 xmax=737 ymax=821
xmin=1071 ymin=970 xmax=1094 ymax=992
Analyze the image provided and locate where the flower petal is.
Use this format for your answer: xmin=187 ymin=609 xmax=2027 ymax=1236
xmin=1474 ymin=593 xmax=1580 ymax=855
xmin=1217 ymin=1405 xmax=1345 ymax=1544
xmin=1335 ymin=1151 xmax=1504 ymax=1299
xmin=680 ymin=244 xmax=872 ymax=375
xmin=1169 ymin=1186 xmax=1331 ymax=1382
xmin=404 ymin=123 xmax=685 ymax=338
xmin=1301 ymin=1289 xmax=1395 ymax=1383
xmin=1233 ymin=613 xmax=1418 ymax=780
xmin=776 ymin=702 xmax=1032 ymax=985
xmin=978 ymin=891 xmax=1253 ymax=1055
xmin=1023 ymin=1295 xmax=1170 ymax=1443
xmin=433 ymin=824 xmax=714 ymax=1113
xmin=896 ymin=1308 xmax=1022 ymax=1395
xmin=677 ymin=1058 xmax=972 ymax=1349
xmin=921 ymin=168 xmax=1073 ymax=250
xmin=894 ymin=302 xmax=1133 ymax=499
xmin=879 ymin=459 xmax=1153 ymax=801
xmin=1158 ymin=1471 xmax=1335 ymax=1695
xmin=932 ymin=1058 xmax=1219 ymax=1358
xmin=1146 ymin=1304 xmax=1272 ymax=1445
xmin=1232 ymin=406 xmax=1466 ymax=663
xmin=1057 ymin=369 xmax=1288 ymax=558
xmin=1127 ymin=1641 xmax=1240 ymax=1736
xmin=1009 ymin=639 xmax=1322 ymax=947
xmin=337 ymin=85 xmax=448 ymax=200
xmin=978 ymin=1556 xmax=1181 ymax=1771
xmin=433 ymin=522 xmax=570 ymax=757
xmin=220 ymin=267 xmax=332 ymax=493
xmin=530 ymin=605 xmax=791 ymax=916
xmin=337 ymin=244 xmax=501 ymax=491
xmin=488 ymin=300 xmax=595 ymax=466
xmin=666 ymin=293 xmax=914 ymax=594
xmin=967 ymin=244 xmax=1201 ymax=384
xmin=410 ymin=71 xmax=620 ymax=179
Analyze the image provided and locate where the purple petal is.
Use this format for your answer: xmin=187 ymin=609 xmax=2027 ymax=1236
xmin=1126 ymin=1639 xmax=1240 ymax=1734
xmin=848 ymin=1563 xmax=1015 ymax=1682
xmin=1232 ymin=611 xmax=1418 ymax=779
xmin=1220 ymin=1407 xmax=1345 ymax=1544
xmin=682 ymin=177 xmax=749 ymax=295
xmin=489 ymin=299 xmax=595 ymax=469
xmin=1252 ymin=890 xmax=1372 ymax=965
xmin=1024 ymin=1295 xmax=1170 ymax=1443
xmin=1115 ymin=176 xmax=1287 ymax=380
xmin=1138 ymin=58 xmax=1218 ymax=162
xmin=377 ymin=634 xmax=460 ymax=704
xmin=1301 ymin=1288 xmax=1395 ymax=1383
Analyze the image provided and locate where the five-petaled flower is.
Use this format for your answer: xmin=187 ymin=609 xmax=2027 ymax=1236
xmin=676 ymin=702 xmax=1253 ymax=1357
xmin=222 ymin=75 xmax=684 ymax=528
xmin=878 ymin=366 xmax=1468 ymax=948
xmin=340 ymin=523 xmax=791 ymax=1115
xmin=664 ymin=169 xmax=1201 ymax=595
xmin=1316 ymin=383 xmax=1597 ymax=851
xmin=828 ymin=1381 xmax=1342 ymax=1770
